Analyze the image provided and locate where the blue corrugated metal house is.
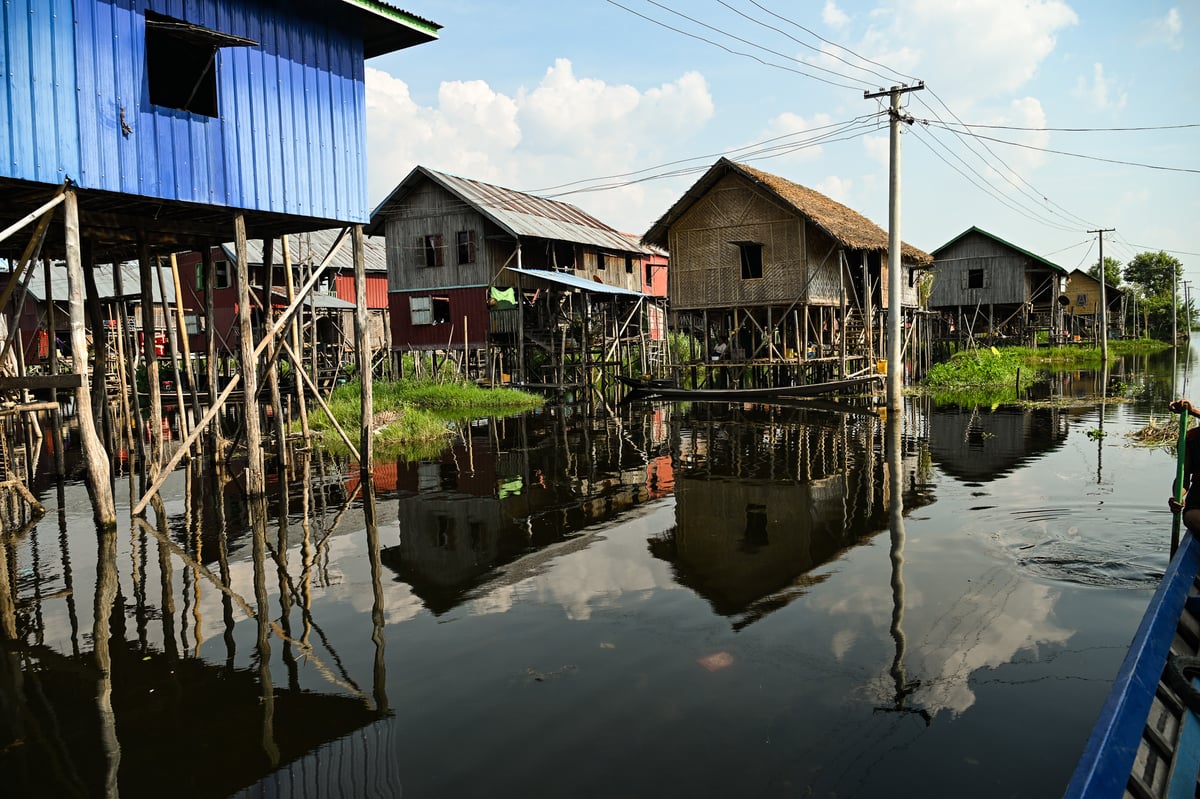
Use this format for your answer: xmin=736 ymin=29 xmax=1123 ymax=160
xmin=0 ymin=0 xmax=438 ymax=250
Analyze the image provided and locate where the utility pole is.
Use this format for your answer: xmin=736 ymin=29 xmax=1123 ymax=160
xmin=1087 ymin=228 xmax=1114 ymax=362
xmin=866 ymin=81 xmax=924 ymax=411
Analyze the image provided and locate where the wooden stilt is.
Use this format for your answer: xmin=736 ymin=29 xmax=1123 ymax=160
xmin=113 ymin=261 xmax=146 ymax=471
xmin=262 ymin=238 xmax=289 ymax=473
xmin=234 ymin=215 xmax=265 ymax=496
xmin=352 ymin=225 xmax=373 ymax=475
xmin=81 ymin=246 xmax=109 ymax=442
xmin=43 ymin=258 xmax=65 ymax=479
xmin=64 ymin=187 xmax=115 ymax=526
xmin=138 ymin=240 xmax=163 ymax=475
xmin=154 ymin=257 xmax=190 ymax=454
xmin=169 ymin=253 xmax=203 ymax=444
xmin=281 ymin=237 xmax=310 ymax=446
xmin=202 ymin=247 xmax=222 ymax=460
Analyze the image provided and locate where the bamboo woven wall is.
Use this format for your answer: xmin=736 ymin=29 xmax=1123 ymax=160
xmin=667 ymin=174 xmax=844 ymax=311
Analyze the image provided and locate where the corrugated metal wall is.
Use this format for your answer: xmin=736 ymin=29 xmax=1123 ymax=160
xmin=4 ymin=0 xmax=371 ymax=222
xmin=388 ymin=287 xmax=489 ymax=350
xmin=335 ymin=273 xmax=388 ymax=310
xmin=0 ymin=0 xmax=81 ymax=185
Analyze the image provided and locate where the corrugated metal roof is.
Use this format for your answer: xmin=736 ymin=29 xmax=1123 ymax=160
xmin=267 ymin=289 xmax=355 ymax=310
xmin=371 ymin=166 xmax=642 ymax=253
xmin=337 ymin=0 xmax=441 ymax=58
xmin=22 ymin=263 xmax=176 ymax=303
xmin=495 ymin=267 xmax=648 ymax=298
xmin=220 ymin=229 xmax=388 ymax=273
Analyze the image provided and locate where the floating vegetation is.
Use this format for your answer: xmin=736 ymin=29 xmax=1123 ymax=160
xmin=1127 ymin=415 xmax=1183 ymax=451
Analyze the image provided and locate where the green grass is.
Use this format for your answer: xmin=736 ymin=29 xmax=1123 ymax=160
xmin=923 ymin=347 xmax=1024 ymax=389
xmin=302 ymin=378 xmax=544 ymax=456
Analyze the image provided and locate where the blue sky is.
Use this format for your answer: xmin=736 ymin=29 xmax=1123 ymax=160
xmin=367 ymin=0 xmax=1198 ymax=284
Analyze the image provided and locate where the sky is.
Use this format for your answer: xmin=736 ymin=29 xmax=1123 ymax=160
xmin=366 ymin=0 xmax=1199 ymax=285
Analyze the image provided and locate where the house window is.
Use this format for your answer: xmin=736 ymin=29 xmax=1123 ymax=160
xmin=645 ymin=262 xmax=653 ymax=286
xmin=597 ymin=252 xmax=606 ymax=271
xmin=432 ymin=296 xmax=451 ymax=325
xmin=145 ymin=11 xmax=255 ymax=118
xmin=422 ymin=235 xmax=444 ymax=267
xmin=1076 ymin=293 xmax=1088 ymax=307
xmin=195 ymin=262 xmax=204 ymax=291
xmin=967 ymin=268 xmax=985 ymax=289
xmin=553 ymin=242 xmax=576 ymax=271
xmin=735 ymin=242 xmax=763 ymax=280
xmin=456 ymin=230 xmax=476 ymax=265
xmin=410 ymin=296 xmax=432 ymax=325
xmin=213 ymin=260 xmax=231 ymax=289
xmin=625 ymin=255 xmax=634 ymax=275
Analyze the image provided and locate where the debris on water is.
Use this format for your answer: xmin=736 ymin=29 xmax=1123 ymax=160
xmin=697 ymin=652 xmax=734 ymax=672
xmin=600 ymin=642 xmax=616 ymax=649
xmin=526 ymin=664 xmax=578 ymax=683
xmin=1128 ymin=415 xmax=1182 ymax=450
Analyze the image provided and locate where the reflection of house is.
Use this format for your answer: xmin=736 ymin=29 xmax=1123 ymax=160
xmin=369 ymin=166 xmax=665 ymax=387
xmin=928 ymin=227 xmax=1068 ymax=344
xmin=651 ymin=406 xmax=929 ymax=629
xmin=927 ymin=406 xmax=1069 ymax=483
xmin=643 ymin=157 xmax=931 ymax=387
xmin=381 ymin=409 xmax=672 ymax=614
xmin=1064 ymin=268 xmax=1125 ymax=340
xmin=1 ymin=637 xmax=383 ymax=798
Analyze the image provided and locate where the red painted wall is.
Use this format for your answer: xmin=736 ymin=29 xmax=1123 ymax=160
xmin=389 ymin=287 xmax=489 ymax=351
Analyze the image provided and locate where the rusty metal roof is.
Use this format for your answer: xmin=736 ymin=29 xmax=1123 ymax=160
xmin=370 ymin=166 xmax=641 ymax=253
xmin=220 ymin=228 xmax=388 ymax=273
xmin=495 ymin=266 xmax=648 ymax=297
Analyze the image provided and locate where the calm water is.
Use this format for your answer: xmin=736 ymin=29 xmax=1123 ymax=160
xmin=2 ymin=343 xmax=1197 ymax=797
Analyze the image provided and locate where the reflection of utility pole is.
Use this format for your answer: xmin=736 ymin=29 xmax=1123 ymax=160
xmin=865 ymin=81 xmax=923 ymax=411
xmin=875 ymin=413 xmax=930 ymax=725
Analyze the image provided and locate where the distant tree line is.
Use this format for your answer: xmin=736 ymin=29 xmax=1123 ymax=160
xmin=1087 ymin=250 xmax=1189 ymax=341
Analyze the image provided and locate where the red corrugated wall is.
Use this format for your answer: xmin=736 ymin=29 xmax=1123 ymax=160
xmin=389 ymin=287 xmax=489 ymax=350
xmin=335 ymin=273 xmax=390 ymax=310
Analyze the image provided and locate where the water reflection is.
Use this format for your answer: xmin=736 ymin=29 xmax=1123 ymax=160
xmin=928 ymin=404 xmax=1070 ymax=483
xmin=651 ymin=403 xmax=932 ymax=629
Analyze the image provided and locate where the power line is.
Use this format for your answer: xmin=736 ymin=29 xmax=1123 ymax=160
xmin=927 ymin=121 xmax=1200 ymax=133
xmin=604 ymin=0 xmax=870 ymax=90
xmin=918 ymin=121 xmax=1200 ymax=174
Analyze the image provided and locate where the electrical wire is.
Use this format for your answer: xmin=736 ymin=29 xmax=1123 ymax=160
xmin=922 ymin=121 xmax=1200 ymax=133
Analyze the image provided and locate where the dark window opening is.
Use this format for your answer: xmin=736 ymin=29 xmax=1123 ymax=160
xmin=456 ymin=230 xmax=476 ymax=265
xmin=422 ymin=235 xmax=444 ymax=267
xmin=1076 ymin=293 xmax=1088 ymax=307
xmin=597 ymin=252 xmax=606 ymax=271
xmin=967 ymin=268 xmax=984 ymax=289
xmin=625 ymin=255 xmax=634 ymax=274
xmin=145 ymin=11 xmax=255 ymax=118
xmin=432 ymin=296 xmax=451 ymax=325
xmin=553 ymin=242 xmax=576 ymax=271
xmin=213 ymin=260 xmax=230 ymax=289
xmin=645 ymin=262 xmax=653 ymax=285
xmin=735 ymin=242 xmax=763 ymax=280
xmin=742 ymin=504 xmax=769 ymax=550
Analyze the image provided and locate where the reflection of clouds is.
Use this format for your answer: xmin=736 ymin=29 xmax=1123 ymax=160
xmin=465 ymin=503 xmax=683 ymax=620
xmin=911 ymin=576 xmax=1071 ymax=716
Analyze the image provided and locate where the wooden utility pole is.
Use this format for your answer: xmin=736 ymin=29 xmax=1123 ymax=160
xmin=1088 ymin=228 xmax=1115 ymax=362
xmin=866 ymin=81 xmax=923 ymax=411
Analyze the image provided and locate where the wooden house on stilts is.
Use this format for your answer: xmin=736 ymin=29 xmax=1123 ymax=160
xmin=0 ymin=0 xmax=439 ymax=525
xmin=643 ymin=158 xmax=931 ymax=391
xmin=369 ymin=166 xmax=666 ymax=397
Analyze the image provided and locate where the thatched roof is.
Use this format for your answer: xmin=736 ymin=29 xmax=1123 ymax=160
xmin=642 ymin=158 xmax=932 ymax=266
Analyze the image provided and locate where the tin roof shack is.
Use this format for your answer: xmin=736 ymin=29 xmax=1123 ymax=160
xmin=643 ymin=158 xmax=931 ymax=391
xmin=0 ymin=0 xmax=438 ymax=518
xmin=1064 ymin=268 xmax=1126 ymax=342
xmin=175 ymin=230 xmax=389 ymax=388
xmin=928 ymin=227 xmax=1069 ymax=346
xmin=369 ymin=166 xmax=666 ymax=392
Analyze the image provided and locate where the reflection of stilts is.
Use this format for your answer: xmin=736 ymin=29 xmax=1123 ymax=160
xmin=874 ymin=413 xmax=931 ymax=726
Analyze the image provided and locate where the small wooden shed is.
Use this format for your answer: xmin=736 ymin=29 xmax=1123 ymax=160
xmin=1064 ymin=269 xmax=1125 ymax=341
xmin=928 ymin=227 xmax=1068 ymax=344
xmin=643 ymin=158 xmax=931 ymax=388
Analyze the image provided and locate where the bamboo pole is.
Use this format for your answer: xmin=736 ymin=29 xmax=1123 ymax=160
xmin=169 ymin=253 xmax=203 ymax=437
xmin=281 ymin=236 xmax=310 ymax=445
xmin=234 ymin=214 xmax=265 ymax=496
xmin=138 ymin=239 xmax=164 ymax=475
xmin=263 ymin=238 xmax=289 ymax=473
xmin=352 ymin=225 xmax=373 ymax=475
xmin=43 ymin=258 xmax=65 ymax=479
xmin=64 ymin=187 xmax=115 ymax=526
xmin=113 ymin=260 xmax=147 ymax=470
xmin=202 ymin=247 xmax=221 ymax=459
xmin=154 ymin=257 xmax=191 ymax=454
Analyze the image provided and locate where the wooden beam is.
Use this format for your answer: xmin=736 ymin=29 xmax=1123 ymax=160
xmin=0 ymin=190 xmax=65 ymax=248
xmin=0 ymin=374 xmax=82 ymax=391
xmin=235 ymin=214 xmax=265 ymax=496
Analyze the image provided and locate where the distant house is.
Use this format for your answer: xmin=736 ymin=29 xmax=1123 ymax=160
xmin=174 ymin=229 xmax=390 ymax=380
xmin=643 ymin=157 xmax=930 ymax=385
xmin=369 ymin=166 xmax=663 ymax=387
xmin=1064 ymin=268 xmax=1125 ymax=340
xmin=928 ymin=227 xmax=1068 ymax=343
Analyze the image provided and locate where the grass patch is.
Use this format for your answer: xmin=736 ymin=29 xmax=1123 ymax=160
xmin=302 ymin=379 xmax=543 ymax=456
xmin=923 ymin=347 xmax=1024 ymax=389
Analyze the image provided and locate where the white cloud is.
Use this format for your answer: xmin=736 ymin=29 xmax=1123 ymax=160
xmin=1074 ymin=63 xmax=1128 ymax=112
xmin=1143 ymin=7 xmax=1183 ymax=50
xmin=858 ymin=0 xmax=1078 ymax=111
xmin=365 ymin=60 xmax=714 ymax=232
xmin=823 ymin=0 xmax=850 ymax=28
xmin=817 ymin=174 xmax=854 ymax=203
